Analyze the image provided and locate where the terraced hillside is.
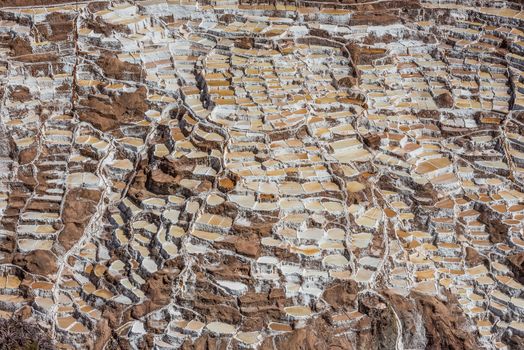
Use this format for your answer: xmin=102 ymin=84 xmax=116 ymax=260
xmin=0 ymin=0 xmax=524 ymax=349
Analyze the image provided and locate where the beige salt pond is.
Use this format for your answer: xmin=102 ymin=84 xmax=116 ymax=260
xmin=206 ymin=321 xmax=236 ymax=335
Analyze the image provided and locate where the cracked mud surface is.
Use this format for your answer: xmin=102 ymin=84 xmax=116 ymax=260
xmin=1 ymin=0 xmax=524 ymax=349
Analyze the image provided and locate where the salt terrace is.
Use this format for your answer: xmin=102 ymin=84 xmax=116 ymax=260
xmin=0 ymin=0 xmax=524 ymax=349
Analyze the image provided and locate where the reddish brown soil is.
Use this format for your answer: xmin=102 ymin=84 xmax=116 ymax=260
xmin=97 ymin=54 xmax=145 ymax=82
xmin=12 ymin=250 xmax=57 ymax=275
xmin=58 ymin=188 xmax=101 ymax=250
xmin=435 ymin=92 xmax=454 ymax=108
xmin=78 ymin=86 xmax=148 ymax=132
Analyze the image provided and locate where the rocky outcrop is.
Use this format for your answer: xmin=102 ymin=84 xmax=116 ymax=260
xmin=78 ymin=86 xmax=149 ymax=131
xmin=12 ymin=250 xmax=57 ymax=275
xmin=385 ymin=291 xmax=479 ymax=350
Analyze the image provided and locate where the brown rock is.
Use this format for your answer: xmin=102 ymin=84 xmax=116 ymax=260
xmin=10 ymin=86 xmax=31 ymax=102
xmin=240 ymin=291 xmax=268 ymax=305
xmin=269 ymin=288 xmax=285 ymax=301
xmin=9 ymin=37 xmax=32 ymax=57
xmin=0 ymin=318 xmax=53 ymax=350
xmin=486 ymin=219 xmax=508 ymax=243
xmin=26 ymin=201 xmax=59 ymax=212
xmin=97 ymin=54 xmax=145 ymax=82
xmin=17 ymin=166 xmax=37 ymax=189
xmin=62 ymin=188 xmax=100 ymax=224
xmin=234 ymin=237 xmax=260 ymax=258
xmin=39 ymin=12 xmax=74 ymax=42
xmin=309 ymin=28 xmax=330 ymax=38
xmin=338 ymin=76 xmax=358 ymax=88
xmin=14 ymin=305 xmax=32 ymax=320
xmin=219 ymin=14 xmax=235 ymax=24
xmin=59 ymin=188 xmax=101 ymax=250
xmin=147 ymin=169 xmax=177 ymax=194
xmin=235 ymin=37 xmax=254 ymax=49
xmin=363 ymin=134 xmax=381 ymax=150
xmin=13 ymin=250 xmax=57 ymax=275
xmin=358 ymin=293 xmax=398 ymax=350
xmin=465 ymin=247 xmax=487 ymax=267
xmin=206 ymin=256 xmax=250 ymax=282
xmin=130 ymin=300 xmax=161 ymax=320
xmin=508 ymin=252 xmax=524 ymax=284
xmin=412 ymin=291 xmax=478 ymax=350
xmin=78 ymin=86 xmax=148 ymax=132
xmin=323 ymin=281 xmax=358 ymax=309
xmin=503 ymin=332 xmax=524 ymax=350
xmin=233 ymin=220 xmax=273 ymax=237
xmin=266 ymin=316 xmax=354 ymax=350
xmin=59 ymin=223 xmax=84 ymax=251
xmin=384 ymin=290 xmax=426 ymax=349
xmin=435 ymin=92 xmax=454 ymax=109
xmin=182 ymin=334 xmax=228 ymax=350
xmin=144 ymin=269 xmax=176 ymax=306
xmin=198 ymin=302 xmax=242 ymax=324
